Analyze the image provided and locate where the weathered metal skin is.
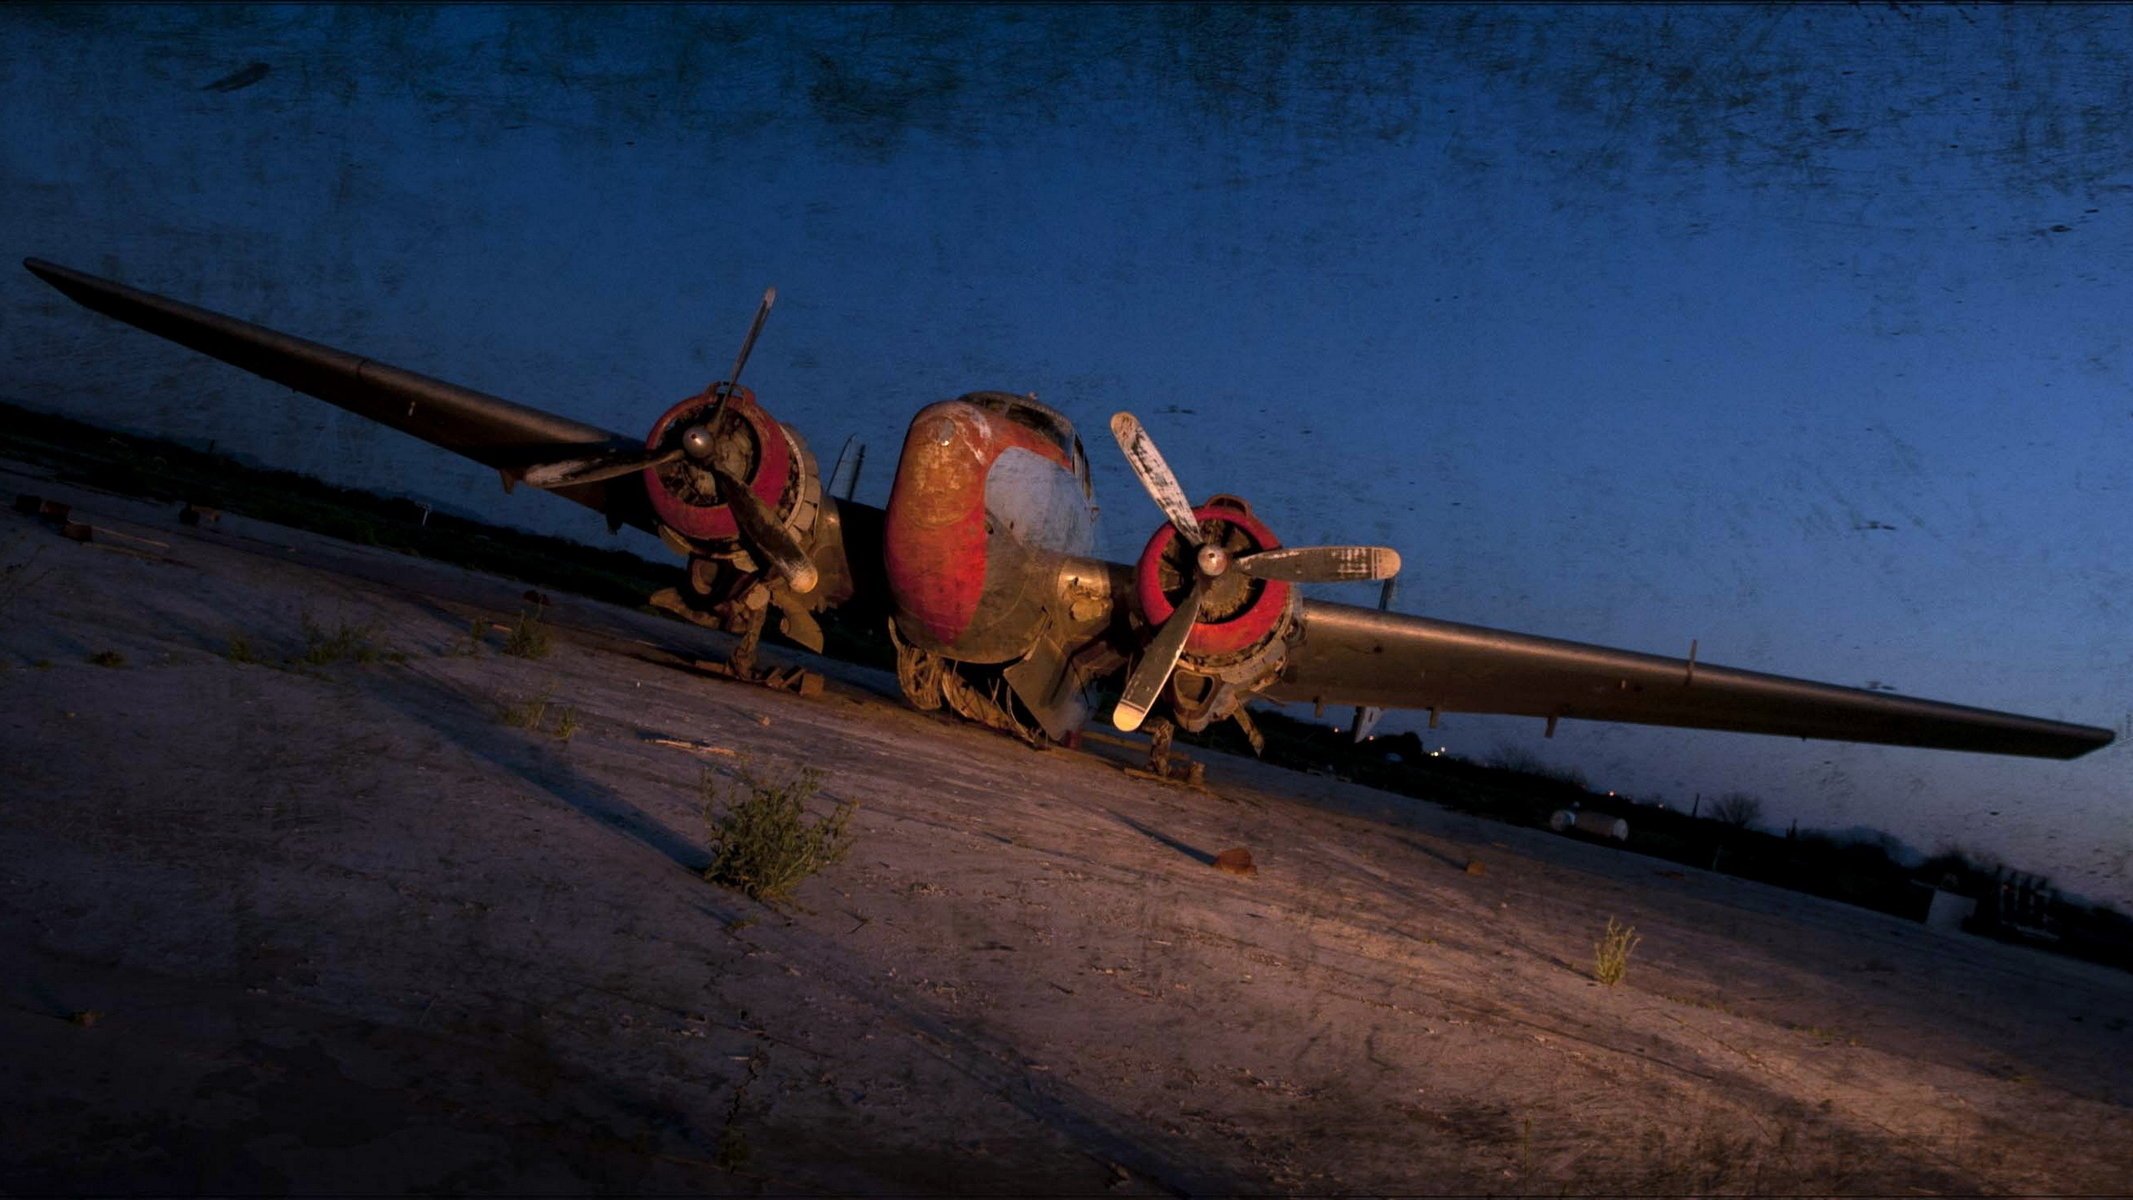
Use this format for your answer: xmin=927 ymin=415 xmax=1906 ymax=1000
xmin=883 ymin=393 xmax=1094 ymax=664
xmin=642 ymin=385 xmax=794 ymax=545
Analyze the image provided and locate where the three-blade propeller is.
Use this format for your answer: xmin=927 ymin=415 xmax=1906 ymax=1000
xmin=1108 ymin=412 xmax=1402 ymax=732
xmin=521 ymin=288 xmax=815 ymax=593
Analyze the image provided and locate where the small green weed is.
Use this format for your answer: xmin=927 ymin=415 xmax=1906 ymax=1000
xmin=501 ymin=691 xmax=551 ymax=729
xmin=296 ymin=610 xmax=397 ymax=665
xmin=702 ymin=765 xmax=855 ymax=904
xmin=502 ymin=609 xmax=550 ymax=659
xmin=716 ymin=1125 xmax=750 ymax=1171
xmin=455 ymin=615 xmax=488 ymax=656
xmin=1594 ymin=916 xmax=1641 ymax=986
xmin=88 ymin=650 xmax=125 ymax=668
xmin=225 ymin=634 xmax=257 ymax=664
xmin=552 ymin=705 xmax=581 ymax=741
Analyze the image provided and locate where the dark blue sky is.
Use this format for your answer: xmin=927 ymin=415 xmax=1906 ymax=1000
xmin=5 ymin=6 xmax=2128 ymax=901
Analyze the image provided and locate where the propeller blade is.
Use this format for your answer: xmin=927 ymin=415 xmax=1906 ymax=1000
xmin=706 ymin=462 xmax=819 ymax=595
xmin=522 ymin=444 xmax=684 ymax=490
xmin=1112 ymin=576 xmax=1207 ymax=732
xmin=1109 ymin=412 xmax=1203 ymax=546
xmin=1236 ymin=544 xmax=1402 ymax=583
xmin=724 ymin=286 xmax=777 ymax=394
xmin=704 ymin=285 xmax=778 ymax=428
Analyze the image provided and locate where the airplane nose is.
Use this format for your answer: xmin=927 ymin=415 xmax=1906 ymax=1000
xmin=895 ymin=402 xmax=992 ymax=527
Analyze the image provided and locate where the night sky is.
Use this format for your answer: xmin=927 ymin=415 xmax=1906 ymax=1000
xmin=5 ymin=7 xmax=2128 ymax=902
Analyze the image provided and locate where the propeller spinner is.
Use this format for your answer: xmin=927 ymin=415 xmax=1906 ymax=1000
xmin=1108 ymin=412 xmax=1401 ymax=731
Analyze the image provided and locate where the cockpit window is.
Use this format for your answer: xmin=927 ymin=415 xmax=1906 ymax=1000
xmin=961 ymin=391 xmax=1077 ymax=461
xmin=957 ymin=391 xmax=1092 ymax=497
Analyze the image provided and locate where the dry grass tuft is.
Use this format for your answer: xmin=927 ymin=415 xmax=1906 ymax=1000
xmin=1594 ymin=916 xmax=1641 ymax=986
xmin=501 ymin=691 xmax=551 ymax=729
xmin=502 ymin=609 xmax=550 ymax=659
xmin=297 ymin=610 xmax=397 ymax=665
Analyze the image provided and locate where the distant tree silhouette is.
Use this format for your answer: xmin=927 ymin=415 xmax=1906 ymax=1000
xmin=1709 ymin=791 xmax=1765 ymax=829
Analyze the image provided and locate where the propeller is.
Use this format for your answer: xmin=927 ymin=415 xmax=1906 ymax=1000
xmin=522 ymin=287 xmax=815 ymax=593
xmin=1107 ymin=411 xmax=1402 ymax=731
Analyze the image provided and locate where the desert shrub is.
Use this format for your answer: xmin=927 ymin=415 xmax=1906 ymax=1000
xmin=1594 ymin=916 xmax=1641 ymax=986
xmin=1484 ymin=742 xmax=1590 ymax=790
xmin=502 ymin=609 xmax=550 ymax=659
xmin=87 ymin=650 xmax=125 ymax=668
xmin=1707 ymin=791 xmax=1764 ymax=829
xmin=701 ymin=765 xmax=855 ymax=904
xmin=297 ymin=610 xmax=393 ymax=665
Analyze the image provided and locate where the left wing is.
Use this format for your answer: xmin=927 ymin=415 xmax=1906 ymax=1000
xmin=1269 ymin=599 xmax=2115 ymax=759
xmin=23 ymin=257 xmax=657 ymax=533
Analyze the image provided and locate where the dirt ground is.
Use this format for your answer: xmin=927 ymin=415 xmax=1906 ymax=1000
xmin=3 ymin=458 xmax=2130 ymax=1196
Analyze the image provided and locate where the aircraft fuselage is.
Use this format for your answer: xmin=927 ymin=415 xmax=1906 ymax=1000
xmin=883 ymin=392 xmax=1099 ymax=665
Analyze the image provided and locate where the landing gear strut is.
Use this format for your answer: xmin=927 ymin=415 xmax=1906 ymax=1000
xmin=1137 ymin=717 xmax=1207 ymax=787
xmin=650 ymin=556 xmax=822 ymax=695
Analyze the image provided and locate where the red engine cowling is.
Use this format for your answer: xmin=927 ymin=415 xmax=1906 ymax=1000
xmin=1133 ymin=495 xmax=1296 ymax=666
xmin=640 ymin=384 xmax=810 ymax=548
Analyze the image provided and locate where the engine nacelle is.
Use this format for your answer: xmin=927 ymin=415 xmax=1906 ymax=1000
xmin=1133 ymin=494 xmax=1298 ymax=731
xmin=641 ymin=384 xmax=820 ymax=558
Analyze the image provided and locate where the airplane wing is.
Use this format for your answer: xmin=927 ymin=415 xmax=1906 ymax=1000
xmin=23 ymin=257 xmax=659 ymax=533
xmin=1268 ymin=599 xmax=2116 ymax=759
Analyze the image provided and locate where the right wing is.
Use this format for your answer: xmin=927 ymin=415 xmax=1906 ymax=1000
xmin=24 ymin=257 xmax=657 ymax=533
xmin=1269 ymin=599 xmax=2115 ymax=760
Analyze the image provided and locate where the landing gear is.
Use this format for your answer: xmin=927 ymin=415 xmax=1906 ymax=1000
xmin=1133 ymin=717 xmax=1206 ymax=787
xmin=650 ymin=555 xmax=823 ymax=695
xmin=890 ymin=621 xmax=1046 ymax=746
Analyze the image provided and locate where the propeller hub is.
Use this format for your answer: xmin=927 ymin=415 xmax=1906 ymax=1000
xmin=679 ymin=424 xmax=717 ymax=459
xmin=1196 ymin=544 xmax=1230 ymax=578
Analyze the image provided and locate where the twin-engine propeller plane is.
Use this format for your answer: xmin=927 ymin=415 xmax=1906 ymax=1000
xmin=22 ymin=258 xmax=2116 ymax=776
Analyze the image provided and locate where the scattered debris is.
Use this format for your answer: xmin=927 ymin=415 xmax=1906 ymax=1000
xmin=646 ymin=735 xmax=739 ymax=757
xmin=691 ymin=658 xmax=823 ymax=696
xmin=1465 ymin=859 xmax=1487 ymax=876
xmin=1213 ymin=848 xmax=1257 ymax=877
xmin=68 ymin=1010 xmax=102 ymax=1028
xmin=1123 ymin=761 xmax=1209 ymax=790
xmin=179 ymin=502 xmax=221 ymax=527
